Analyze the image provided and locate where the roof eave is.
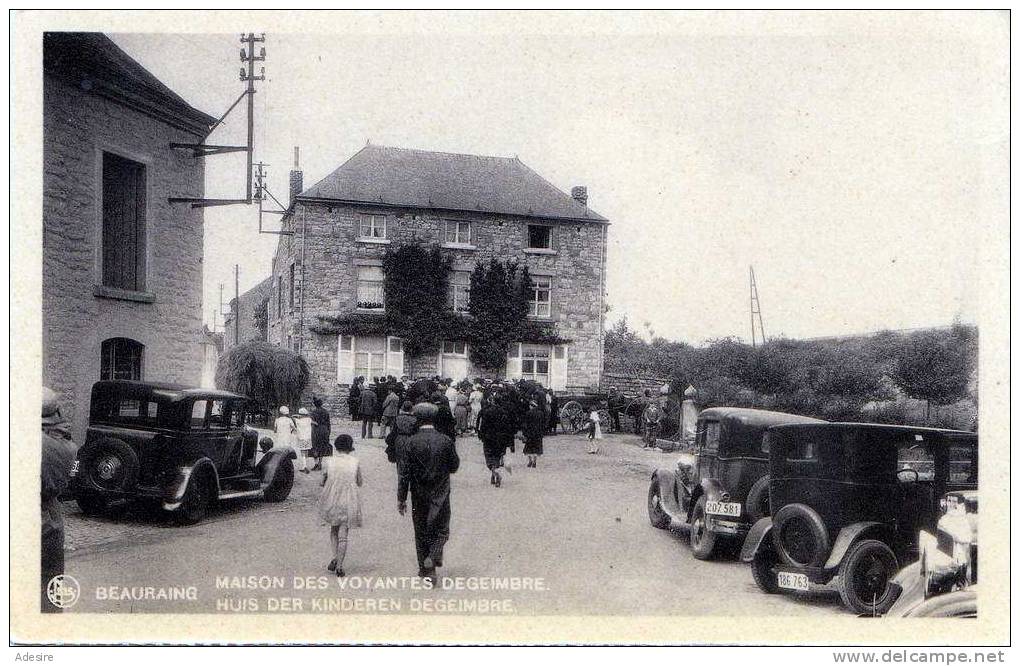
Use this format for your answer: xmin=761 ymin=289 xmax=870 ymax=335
xmin=293 ymin=195 xmax=609 ymax=224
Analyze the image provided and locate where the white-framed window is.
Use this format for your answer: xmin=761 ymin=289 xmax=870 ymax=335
xmin=337 ymin=335 xmax=404 ymax=384
xmin=442 ymin=340 xmax=468 ymax=356
xmin=445 ymin=220 xmax=471 ymax=245
xmin=521 ymin=344 xmax=551 ymax=385
xmin=449 ymin=270 xmax=471 ymax=313
xmin=526 ymin=224 xmax=553 ymax=249
xmin=358 ymin=214 xmax=387 ymax=240
xmin=529 ymin=276 xmax=552 ymax=318
xmin=356 ymin=265 xmax=385 ymax=311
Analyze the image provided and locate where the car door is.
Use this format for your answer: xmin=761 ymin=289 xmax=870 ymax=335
xmin=894 ymin=432 xmax=939 ymax=552
xmin=206 ymin=399 xmax=240 ymax=474
xmin=696 ymin=418 xmax=721 ymax=484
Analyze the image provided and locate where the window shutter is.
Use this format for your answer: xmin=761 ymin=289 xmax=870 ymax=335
xmin=386 ymin=336 xmax=405 ymax=377
xmin=551 ymin=344 xmax=568 ymax=390
xmin=337 ymin=335 xmax=354 ymax=384
xmin=506 ymin=342 xmax=522 ymax=380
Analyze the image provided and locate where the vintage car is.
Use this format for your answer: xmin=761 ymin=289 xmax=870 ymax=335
xmin=71 ymin=381 xmax=296 ymax=524
xmin=740 ymin=423 xmax=978 ymax=614
xmin=647 ymin=407 xmax=824 ymax=559
xmin=885 ymin=490 xmax=978 ymax=618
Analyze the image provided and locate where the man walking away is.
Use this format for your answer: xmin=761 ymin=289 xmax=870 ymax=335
xmin=380 ymin=387 xmax=400 ymax=439
xmin=359 ymin=384 xmax=378 ymax=439
xmin=399 ymin=403 xmax=460 ymax=581
xmin=41 ymin=387 xmax=76 ymax=613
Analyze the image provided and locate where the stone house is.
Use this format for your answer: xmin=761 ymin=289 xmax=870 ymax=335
xmin=42 ymin=33 xmax=214 ymax=438
xmin=236 ymin=144 xmax=609 ymax=414
xmin=223 ymin=276 xmax=273 ymax=347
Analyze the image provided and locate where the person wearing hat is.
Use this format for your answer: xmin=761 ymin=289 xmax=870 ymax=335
xmin=318 ymin=434 xmax=363 ymax=577
xmin=41 ymin=387 xmax=77 ymax=612
xmin=520 ymin=397 xmax=547 ymax=468
xmin=294 ymin=407 xmax=313 ymax=474
xmin=399 ymin=402 xmax=460 ymax=580
xmin=274 ymin=406 xmax=297 ymax=451
xmin=309 ymin=397 xmax=332 ymax=471
xmin=607 ymin=386 xmax=624 ymax=433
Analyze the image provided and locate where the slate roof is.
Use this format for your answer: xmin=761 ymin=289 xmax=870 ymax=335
xmin=299 ymin=144 xmax=607 ymax=222
xmin=43 ymin=32 xmax=215 ymax=136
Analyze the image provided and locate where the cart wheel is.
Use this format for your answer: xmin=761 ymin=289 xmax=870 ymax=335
xmin=559 ymin=400 xmax=584 ymax=433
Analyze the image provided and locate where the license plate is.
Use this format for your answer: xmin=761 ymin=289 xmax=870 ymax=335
xmin=705 ymin=500 xmax=741 ymax=517
xmin=778 ymin=571 xmax=810 ymax=591
xmin=70 ymin=459 xmax=80 ymax=478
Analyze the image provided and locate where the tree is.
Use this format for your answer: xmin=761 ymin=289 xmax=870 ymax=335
xmin=215 ymin=341 xmax=310 ymax=414
xmin=893 ymin=326 xmax=977 ymax=419
xmin=382 ymin=244 xmax=456 ymax=358
xmin=468 ymin=259 xmax=533 ymax=371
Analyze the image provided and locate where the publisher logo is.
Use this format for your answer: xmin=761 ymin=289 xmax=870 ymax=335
xmin=46 ymin=575 xmax=80 ymax=609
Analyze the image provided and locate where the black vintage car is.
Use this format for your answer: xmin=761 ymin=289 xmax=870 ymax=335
xmin=740 ymin=423 xmax=978 ymax=614
xmin=647 ymin=407 xmax=824 ymax=559
xmin=71 ymin=381 xmax=297 ymax=524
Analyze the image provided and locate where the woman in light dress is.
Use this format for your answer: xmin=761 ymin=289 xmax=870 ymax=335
xmin=318 ymin=434 xmax=363 ymax=577
xmin=293 ymin=407 xmax=313 ymax=473
xmin=468 ymin=385 xmax=484 ymax=432
xmin=274 ymin=406 xmax=297 ymax=450
xmin=585 ymin=409 xmax=603 ymax=454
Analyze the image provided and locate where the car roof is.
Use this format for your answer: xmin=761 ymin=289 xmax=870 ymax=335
xmin=92 ymin=380 xmax=247 ymax=402
xmin=769 ymin=421 xmax=975 ymax=437
xmin=698 ymin=407 xmax=825 ymax=427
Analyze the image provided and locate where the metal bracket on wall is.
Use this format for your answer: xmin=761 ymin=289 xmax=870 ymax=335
xmin=254 ymin=161 xmax=293 ymax=235
xmin=168 ymin=33 xmax=265 ymax=209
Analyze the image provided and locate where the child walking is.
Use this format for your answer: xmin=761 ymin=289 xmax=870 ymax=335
xmin=318 ymin=434 xmax=363 ymax=577
xmin=585 ymin=409 xmax=602 ymax=454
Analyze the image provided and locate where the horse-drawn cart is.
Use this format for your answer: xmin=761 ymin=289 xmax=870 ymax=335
xmin=557 ymin=391 xmax=684 ymax=443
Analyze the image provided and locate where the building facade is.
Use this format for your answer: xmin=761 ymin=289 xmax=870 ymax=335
xmin=42 ymin=33 xmax=214 ymax=438
xmin=234 ymin=144 xmax=609 ymax=414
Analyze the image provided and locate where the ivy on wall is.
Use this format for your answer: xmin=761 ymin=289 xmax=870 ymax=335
xmin=312 ymin=243 xmax=570 ymax=370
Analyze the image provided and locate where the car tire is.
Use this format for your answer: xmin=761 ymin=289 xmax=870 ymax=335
xmin=263 ymin=457 xmax=295 ymax=503
xmin=647 ymin=480 xmax=670 ymax=529
xmin=75 ymin=490 xmax=110 ymax=517
xmin=902 ymin=589 xmax=977 ymax=618
xmin=689 ymin=496 xmax=718 ymax=560
xmin=772 ymin=503 xmax=830 ymax=569
xmin=751 ymin=544 xmax=781 ymax=594
xmin=745 ymin=476 xmax=771 ymax=523
xmin=79 ymin=438 xmax=139 ymax=494
xmin=175 ymin=476 xmax=212 ymax=525
xmin=837 ymin=539 xmax=899 ymax=615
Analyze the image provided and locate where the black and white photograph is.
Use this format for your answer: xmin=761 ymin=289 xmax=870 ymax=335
xmin=10 ymin=9 xmax=1010 ymax=650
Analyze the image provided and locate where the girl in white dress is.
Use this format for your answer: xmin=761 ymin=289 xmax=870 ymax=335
xmin=294 ymin=407 xmax=313 ymax=474
xmin=318 ymin=434 xmax=363 ymax=577
xmin=586 ymin=409 xmax=603 ymax=454
xmin=274 ymin=406 xmax=296 ymax=449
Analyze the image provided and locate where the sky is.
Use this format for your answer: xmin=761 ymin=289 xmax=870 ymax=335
xmin=109 ymin=13 xmax=1006 ymax=345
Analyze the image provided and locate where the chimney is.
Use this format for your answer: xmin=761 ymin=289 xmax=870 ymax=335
xmin=289 ymin=146 xmax=303 ymax=206
xmin=571 ymin=185 xmax=588 ymax=207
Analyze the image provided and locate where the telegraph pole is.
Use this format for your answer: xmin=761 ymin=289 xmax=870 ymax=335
xmin=240 ymin=32 xmax=265 ymax=203
xmin=218 ymin=283 xmax=224 ymax=333
xmin=749 ymin=266 xmax=766 ymax=348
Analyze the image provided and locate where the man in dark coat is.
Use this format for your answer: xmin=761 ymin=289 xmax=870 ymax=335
xmin=385 ymin=401 xmax=418 ymax=465
xmin=399 ymin=403 xmax=460 ymax=580
xmin=522 ymin=398 xmax=547 ymax=468
xmin=41 ymin=387 xmax=76 ymax=613
xmin=309 ymin=397 xmax=332 ymax=470
xmin=607 ymin=386 xmax=624 ymax=433
xmin=359 ymin=384 xmax=378 ymax=439
xmin=433 ymin=395 xmax=458 ymax=442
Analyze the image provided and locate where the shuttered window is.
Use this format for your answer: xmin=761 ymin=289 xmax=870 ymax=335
xmin=101 ymin=152 xmax=147 ymax=291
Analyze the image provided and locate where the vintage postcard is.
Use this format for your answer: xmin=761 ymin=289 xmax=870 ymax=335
xmin=9 ymin=9 xmax=1010 ymax=647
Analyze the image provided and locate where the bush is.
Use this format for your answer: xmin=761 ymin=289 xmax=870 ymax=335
xmin=215 ymin=341 xmax=310 ymax=414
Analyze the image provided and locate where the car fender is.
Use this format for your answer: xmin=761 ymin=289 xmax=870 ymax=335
xmin=689 ymin=478 xmax=728 ymax=520
xmin=740 ymin=517 xmax=773 ymax=562
xmin=163 ymin=458 xmax=219 ymax=511
xmin=823 ymin=521 xmax=887 ymax=570
xmin=257 ymin=446 xmax=297 ymax=484
xmin=650 ymin=469 xmax=683 ymax=517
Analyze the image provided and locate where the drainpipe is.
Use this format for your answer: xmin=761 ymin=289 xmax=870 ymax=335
xmin=298 ymin=204 xmax=307 ymax=354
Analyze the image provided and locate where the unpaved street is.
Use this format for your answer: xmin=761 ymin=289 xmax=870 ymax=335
xmin=63 ymin=424 xmax=844 ymax=616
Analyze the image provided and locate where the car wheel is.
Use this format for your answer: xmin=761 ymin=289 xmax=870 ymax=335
xmin=903 ymin=589 xmax=977 ymax=618
xmin=647 ymin=480 xmax=670 ymax=529
xmin=745 ymin=476 xmax=771 ymax=523
xmin=772 ymin=503 xmax=830 ymax=569
xmin=263 ymin=457 xmax=295 ymax=502
xmin=175 ymin=477 xmax=212 ymax=525
xmin=75 ymin=491 xmax=110 ymax=517
xmin=837 ymin=539 xmax=899 ymax=615
xmin=80 ymin=438 xmax=139 ymax=493
xmin=690 ymin=496 xmax=718 ymax=560
xmin=751 ymin=544 xmax=781 ymax=594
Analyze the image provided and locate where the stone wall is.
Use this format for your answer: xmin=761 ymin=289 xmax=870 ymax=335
xmin=223 ymin=276 xmax=273 ymax=350
xmin=42 ymin=74 xmax=206 ymax=440
xmin=601 ymin=371 xmax=670 ymax=398
xmin=263 ymin=201 xmax=608 ymax=414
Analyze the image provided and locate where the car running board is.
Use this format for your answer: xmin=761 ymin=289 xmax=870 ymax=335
xmin=218 ymin=489 xmax=264 ymax=501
